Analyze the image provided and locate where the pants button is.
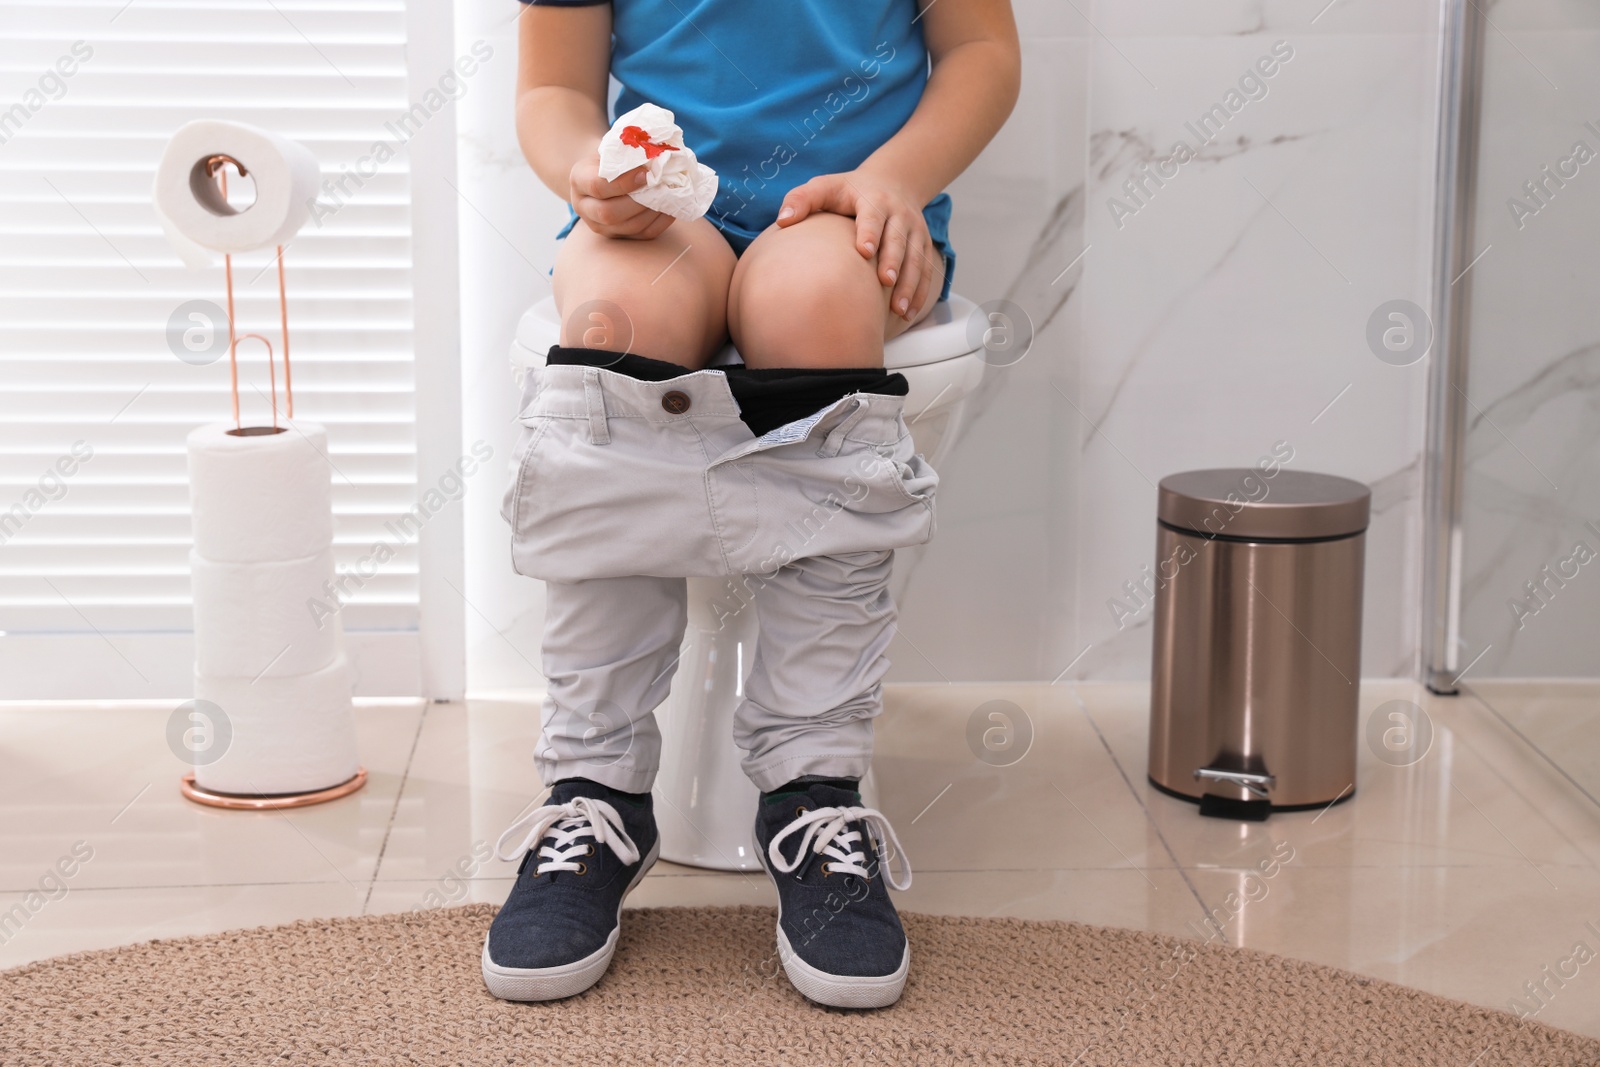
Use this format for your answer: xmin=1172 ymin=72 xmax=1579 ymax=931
xmin=661 ymin=390 xmax=691 ymax=414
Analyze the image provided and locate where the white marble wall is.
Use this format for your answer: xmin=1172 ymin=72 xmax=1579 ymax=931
xmin=455 ymin=3 xmax=563 ymax=693
xmin=1456 ymin=0 xmax=1600 ymax=677
xmin=902 ymin=0 xmax=1441 ymax=682
xmin=456 ymin=0 xmax=1447 ymax=688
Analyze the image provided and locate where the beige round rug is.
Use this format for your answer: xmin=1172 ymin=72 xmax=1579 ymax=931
xmin=2 ymin=905 xmax=1594 ymax=1066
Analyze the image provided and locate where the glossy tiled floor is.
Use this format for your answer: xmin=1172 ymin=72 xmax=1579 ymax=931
xmin=2 ymin=682 xmax=1598 ymax=1038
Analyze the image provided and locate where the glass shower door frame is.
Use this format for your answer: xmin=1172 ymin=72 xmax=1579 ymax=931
xmin=1421 ymin=0 xmax=1487 ymax=695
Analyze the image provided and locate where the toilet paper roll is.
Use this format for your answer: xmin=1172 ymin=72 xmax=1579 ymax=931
xmin=187 ymin=420 xmax=334 ymax=563
xmin=153 ymin=119 xmax=321 ymax=267
xmin=192 ymin=653 xmax=360 ymax=796
xmin=190 ymin=547 xmax=343 ymax=679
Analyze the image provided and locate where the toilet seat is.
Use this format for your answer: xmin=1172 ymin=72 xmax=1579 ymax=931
xmin=512 ymin=292 xmax=981 ymax=371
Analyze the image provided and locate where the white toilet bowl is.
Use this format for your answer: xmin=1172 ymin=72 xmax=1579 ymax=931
xmin=509 ymin=293 xmax=986 ymax=870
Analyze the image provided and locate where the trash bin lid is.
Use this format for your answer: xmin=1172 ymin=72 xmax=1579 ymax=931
xmin=1158 ymin=469 xmax=1371 ymax=541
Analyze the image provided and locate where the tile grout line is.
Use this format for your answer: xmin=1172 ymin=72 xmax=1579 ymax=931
xmin=9 ymin=854 xmax=1587 ymax=901
xmin=1065 ymin=684 xmax=1220 ymax=942
xmin=33 ymin=879 xmax=372 ymax=894
xmin=1463 ymin=684 xmax=1600 ymax=815
xmin=360 ymin=702 xmax=430 ymax=916
xmin=1452 ymin=685 xmax=1600 ymax=879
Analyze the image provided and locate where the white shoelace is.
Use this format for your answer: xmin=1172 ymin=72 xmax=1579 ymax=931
xmin=767 ymin=805 xmax=912 ymax=891
xmin=494 ymin=796 xmax=641 ymax=875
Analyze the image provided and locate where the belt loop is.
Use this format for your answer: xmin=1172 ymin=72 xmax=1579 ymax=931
xmin=817 ymin=396 xmax=871 ymax=458
xmin=583 ymin=367 xmax=611 ymax=446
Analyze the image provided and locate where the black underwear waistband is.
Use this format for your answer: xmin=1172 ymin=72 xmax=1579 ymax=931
xmin=544 ymin=346 xmax=908 ymax=437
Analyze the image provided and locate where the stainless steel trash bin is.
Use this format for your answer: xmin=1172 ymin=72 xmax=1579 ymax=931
xmin=1148 ymin=469 xmax=1370 ymax=819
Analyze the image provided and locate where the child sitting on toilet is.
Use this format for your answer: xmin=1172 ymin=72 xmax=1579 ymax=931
xmin=483 ymin=0 xmax=1020 ymax=1009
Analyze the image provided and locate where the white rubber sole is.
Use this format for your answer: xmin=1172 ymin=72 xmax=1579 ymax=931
xmin=480 ymin=836 xmax=660 ymax=1002
xmin=775 ymin=924 xmax=909 ymax=1010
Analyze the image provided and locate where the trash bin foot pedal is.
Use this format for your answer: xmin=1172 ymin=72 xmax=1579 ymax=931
xmin=1198 ymin=793 xmax=1273 ymax=821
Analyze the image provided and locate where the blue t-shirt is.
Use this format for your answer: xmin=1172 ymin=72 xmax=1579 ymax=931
xmin=523 ymin=0 xmax=953 ymax=281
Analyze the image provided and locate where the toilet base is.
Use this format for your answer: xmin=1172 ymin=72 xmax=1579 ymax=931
xmin=654 ymin=576 xmax=879 ymax=872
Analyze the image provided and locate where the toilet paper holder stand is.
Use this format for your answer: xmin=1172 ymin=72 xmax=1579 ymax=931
xmin=178 ymin=154 xmax=369 ymax=812
xmin=208 ymin=153 xmax=296 ymax=437
xmin=180 ymin=769 xmax=369 ymax=811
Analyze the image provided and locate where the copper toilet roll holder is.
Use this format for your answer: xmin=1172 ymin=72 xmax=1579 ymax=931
xmin=180 ymin=152 xmax=366 ymax=811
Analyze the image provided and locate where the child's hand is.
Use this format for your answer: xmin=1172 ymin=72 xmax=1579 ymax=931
xmin=776 ymin=170 xmax=936 ymax=321
xmin=569 ymin=153 xmax=675 ymax=240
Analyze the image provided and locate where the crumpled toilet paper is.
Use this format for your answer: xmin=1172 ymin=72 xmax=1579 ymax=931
xmin=597 ymin=102 xmax=718 ymax=221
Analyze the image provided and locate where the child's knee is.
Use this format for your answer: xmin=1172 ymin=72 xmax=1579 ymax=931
xmin=553 ymin=224 xmax=734 ymax=364
xmin=759 ymin=267 xmax=871 ymax=336
xmin=731 ymin=218 xmax=884 ymax=366
xmin=556 ymin=288 xmax=712 ymax=362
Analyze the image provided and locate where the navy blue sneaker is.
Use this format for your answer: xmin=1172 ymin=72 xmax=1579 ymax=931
xmin=481 ymin=779 xmax=659 ymax=1001
xmin=755 ymin=782 xmax=913 ymax=1009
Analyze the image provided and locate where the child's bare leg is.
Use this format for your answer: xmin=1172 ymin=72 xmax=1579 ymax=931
xmin=552 ymin=217 xmax=739 ymax=368
xmin=725 ymin=213 xmax=945 ymax=370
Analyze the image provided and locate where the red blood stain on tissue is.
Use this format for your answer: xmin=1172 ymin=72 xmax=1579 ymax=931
xmin=620 ymin=125 xmax=679 ymax=159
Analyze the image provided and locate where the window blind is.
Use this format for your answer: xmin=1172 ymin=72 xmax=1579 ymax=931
xmin=0 ymin=1 xmax=421 ymax=690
